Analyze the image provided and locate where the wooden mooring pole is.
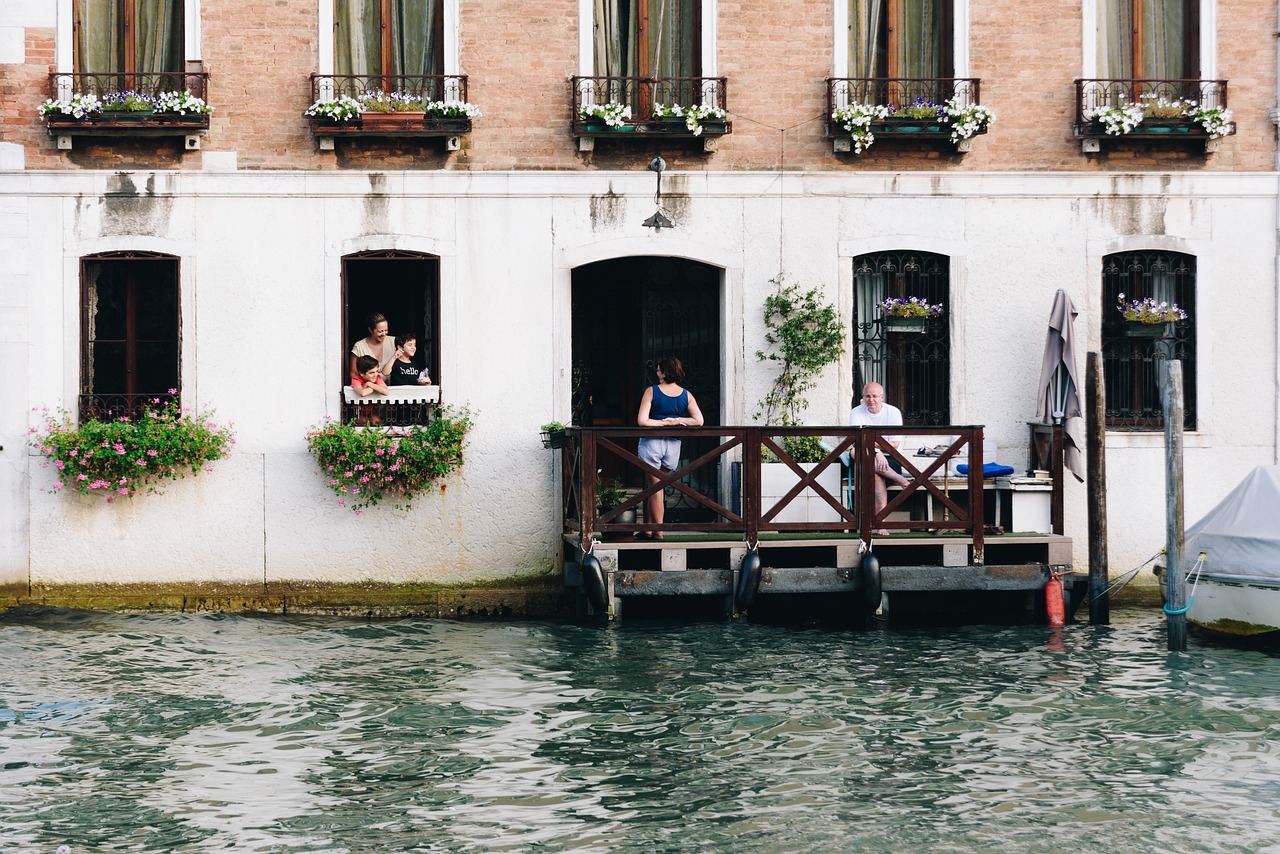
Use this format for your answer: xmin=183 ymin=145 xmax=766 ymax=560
xmin=1163 ymin=360 xmax=1187 ymax=651
xmin=1086 ymin=352 xmax=1109 ymax=625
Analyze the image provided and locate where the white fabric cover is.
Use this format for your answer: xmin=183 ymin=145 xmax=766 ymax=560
xmin=1184 ymin=466 xmax=1280 ymax=580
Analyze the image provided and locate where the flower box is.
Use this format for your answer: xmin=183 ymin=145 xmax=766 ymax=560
xmin=885 ymin=316 xmax=929 ymax=334
xmin=1121 ymin=322 xmax=1172 ymax=338
xmin=359 ymin=111 xmax=426 ymax=131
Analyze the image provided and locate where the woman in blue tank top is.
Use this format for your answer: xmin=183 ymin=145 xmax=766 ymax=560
xmin=636 ymin=356 xmax=705 ymax=539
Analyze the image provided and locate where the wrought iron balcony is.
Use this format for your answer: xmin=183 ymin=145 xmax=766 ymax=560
xmin=44 ymin=72 xmax=212 ymax=136
xmin=308 ymin=74 xmax=473 ymax=138
xmin=570 ymin=76 xmax=731 ymax=139
xmin=1074 ymin=79 xmax=1233 ymax=145
xmin=825 ymin=78 xmax=984 ymax=151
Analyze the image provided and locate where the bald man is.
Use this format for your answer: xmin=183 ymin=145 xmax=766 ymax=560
xmin=849 ymin=382 xmax=911 ymax=534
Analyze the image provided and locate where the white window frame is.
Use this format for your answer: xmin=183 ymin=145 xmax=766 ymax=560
xmin=318 ymin=0 xmax=460 ymax=79
xmin=1079 ymin=0 xmax=1215 ymax=78
xmin=577 ymin=0 xmax=717 ymax=77
xmin=831 ymin=0 xmax=969 ymax=79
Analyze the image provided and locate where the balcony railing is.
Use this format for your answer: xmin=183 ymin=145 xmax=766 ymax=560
xmin=45 ymin=71 xmax=211 ymax=134
xmin=562 ymin=425 xmax=993 ymax=561
xmin=308 ymin=74 xmax=472 ymax=137
xmin=570 ymin=76 xmax=730 ymax=137
xmin=79 ymin=392 xmax=179 ymax=421
xmin=1074 ymin=79 xmax=1233 ymax=140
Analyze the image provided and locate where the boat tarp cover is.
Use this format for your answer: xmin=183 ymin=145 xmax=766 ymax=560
xmin=1184 ymin=466 xmax=1280 ymax=580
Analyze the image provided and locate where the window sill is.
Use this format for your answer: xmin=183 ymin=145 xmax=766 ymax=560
xmin=46 ymin=113 xmax=210 ymax=136
xmin=310 ymin=115 xmax=473 ymax=138
xmin=1105 ymin=431 xmax=1210 ymax=450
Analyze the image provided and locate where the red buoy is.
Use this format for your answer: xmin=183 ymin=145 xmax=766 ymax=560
xmin=1045 ymin=575 xmax=1065 ymax=627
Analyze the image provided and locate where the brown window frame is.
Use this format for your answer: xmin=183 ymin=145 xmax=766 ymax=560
xmin=79 ymin=250 xmax=182 ymax=420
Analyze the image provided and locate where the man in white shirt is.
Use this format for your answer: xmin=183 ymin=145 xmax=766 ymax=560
xmin=849 ymin=382 xmax=911 ymax=534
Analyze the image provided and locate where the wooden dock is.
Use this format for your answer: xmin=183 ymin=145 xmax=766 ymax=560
xmin=558 ymin=423 xmax=1084 ymax=623
xmin=564 ymin=533 xmax=1083 ymax=622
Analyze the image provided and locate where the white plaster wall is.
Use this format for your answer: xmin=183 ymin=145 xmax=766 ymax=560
xmin=3 ymin=169 xmax=1276 ymax=585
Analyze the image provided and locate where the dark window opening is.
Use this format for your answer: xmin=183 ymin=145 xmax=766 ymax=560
xmin=342 ymin=250 xmax=440 ymax=425
xmin=1101 ymin=251 xmax=1196 ymax=431
xmin=80 ymin=251 xmax=180 ymax=419
xmin=853 ymin=251 xmax=951 ymax=426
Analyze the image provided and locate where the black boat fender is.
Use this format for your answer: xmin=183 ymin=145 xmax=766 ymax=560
xmin=581 ymin=553 xmax=609 ymax=615
xmin=737 ymin=550 xmax=762 ymax=612
xmin=860 ymin=551 xmax=882 ymax=611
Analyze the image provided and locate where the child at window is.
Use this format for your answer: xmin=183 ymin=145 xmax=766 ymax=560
xmin=350 ymin=354 xmax=389 ymax=397
xmin=387 ymin=333 xmax=433 ymax=386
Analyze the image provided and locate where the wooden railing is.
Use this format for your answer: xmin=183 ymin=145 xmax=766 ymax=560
xmin=562 ymin=425 xmax=990 ymax=560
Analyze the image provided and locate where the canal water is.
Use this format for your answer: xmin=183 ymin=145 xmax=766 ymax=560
xmin=3 ymin=608 xmax=1280 ymax=853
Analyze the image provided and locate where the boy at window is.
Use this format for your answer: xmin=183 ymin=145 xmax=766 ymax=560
xmin=351 ymin=355 xmax=389 ymax=397
xmin=387 ymin=333 xmax=433 ymax=386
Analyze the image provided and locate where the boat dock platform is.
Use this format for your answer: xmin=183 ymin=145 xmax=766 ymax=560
xmin=558 ymin=424 xmax=1085 ymax=623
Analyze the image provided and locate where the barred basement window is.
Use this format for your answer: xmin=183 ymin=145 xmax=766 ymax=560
xmin=1101 ymin=250 xmax=1196 ymax=430
xmin=852 ymin=251 xmax=951 ymax=426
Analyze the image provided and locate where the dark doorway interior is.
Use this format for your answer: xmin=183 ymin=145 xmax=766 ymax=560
xmin=572 ymin=256 xmax=721 ymax=515
xmin=342 ymin=251 xmax=439 ymax=384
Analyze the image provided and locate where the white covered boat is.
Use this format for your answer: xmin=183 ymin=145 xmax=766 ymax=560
xmin=1176 ymin=466 xmax=1280 ymax=639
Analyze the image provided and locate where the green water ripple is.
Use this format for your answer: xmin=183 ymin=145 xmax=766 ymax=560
xmin=4 ymin=610 xmax=1280 ymax=851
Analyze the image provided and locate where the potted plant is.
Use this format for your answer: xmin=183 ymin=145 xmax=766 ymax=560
xmin=942 ymin=97 xmax=994 ymax=144
xmin=100 ymin=90 xmax=157 ymax=121
xmin=651 ymin=103 xmax=728 ymax=136
xmin=39 ymin=93 xmax=102 ymax=121
xmin=579 ymin=101 xmax=633 ymax=130
xmin=755 ymin=276 xmax=846 ymax=523
xmin=596 ymin=475 xmax=636 ymax=524
xmin=540 ymin=420 xmax=568 ymax=449
xmin=888 ymin=98 xmax=944 ymax=131
xmin=832 ymin=96 xmax=992 ymax=152
xmin=878 ymin=296 xmax=944 ymax=334
xmin=1085 ymin=96 xmax=1234 ymax=139
xmin=154 ymin=90 xmax=212 ymax=123
xmin=305 ymin=407 xmax=472 ymax=512
xmin=29 ymin=396 xmax=235 ymax=501
xmin=426 ymin=99 xmax=481 ymax=118
xmin=1117 ymin=293 xmax=1187 ymax=337
xmin=304 ymin=95 xmax=362 ymax=124
xmin=357 ymin=90 xmax=427 ymax=130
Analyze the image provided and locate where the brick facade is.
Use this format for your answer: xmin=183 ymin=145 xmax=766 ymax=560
xmin=3 ymin=2 xmax=1276 ymax=171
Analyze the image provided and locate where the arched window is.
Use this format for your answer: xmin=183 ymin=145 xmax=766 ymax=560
xmin=1101 ymin=251 xmax=1196 ymax=430
xmin=853 ymin=251 xmax=950 ymax=425
xmin=80 ymin=251 xmax=181 ymax=419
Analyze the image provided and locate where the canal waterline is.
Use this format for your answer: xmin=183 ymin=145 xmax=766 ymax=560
xmin=3 ymin=608 xmax=1278 ymax=852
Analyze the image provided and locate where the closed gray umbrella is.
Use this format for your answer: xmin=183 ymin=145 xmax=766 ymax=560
xmin=1036 ymin=289 xmax=1085 ymax=481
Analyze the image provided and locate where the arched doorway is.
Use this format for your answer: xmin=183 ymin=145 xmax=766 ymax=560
xmin=571 ymin=256 xmax=722 ymax=515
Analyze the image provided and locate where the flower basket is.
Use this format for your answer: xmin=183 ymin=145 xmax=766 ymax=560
xmin=99 ymin=110 xmax=156 ymax=123
xmin=1121 ymin=322 xmax=1171 ymax=338
xmin=541 ymin=428 xmax=568 ymax=449
xmin=359 ymin=111 xmax=426 ymax=131
xmin=884 ymin=316 xmax=929 ymax=334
